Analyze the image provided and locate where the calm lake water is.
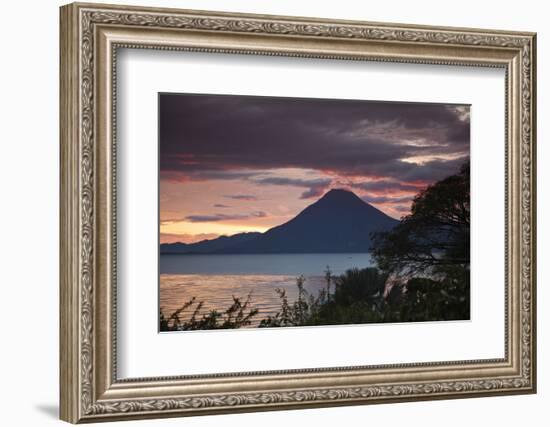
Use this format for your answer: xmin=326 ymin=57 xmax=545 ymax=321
xmin=160 ymin=253 xmax=374 ymax=327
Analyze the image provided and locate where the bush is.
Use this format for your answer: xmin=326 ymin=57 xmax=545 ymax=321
xmin=394 ymin=273 xmax=470 ymax=322
xmin=160 ymin=293 xmax=259 ymax=331
xmin=259 ymin=275 xmax=328 ymax=327
xmin=260 ymin=267 xmax=389 ymax=327
xmin=333 ymin=267 xmax=387 ymax=306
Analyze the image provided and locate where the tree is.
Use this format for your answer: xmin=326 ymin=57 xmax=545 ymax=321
xmin=370 ymin=161 xmax=470 ymax=281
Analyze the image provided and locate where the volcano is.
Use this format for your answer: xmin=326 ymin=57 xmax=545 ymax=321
xmin=160 ymin=189 xmax=398 ymax=254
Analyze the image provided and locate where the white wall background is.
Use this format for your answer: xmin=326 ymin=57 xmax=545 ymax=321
xmin=0 ymin=1 xmax=545 ymax=426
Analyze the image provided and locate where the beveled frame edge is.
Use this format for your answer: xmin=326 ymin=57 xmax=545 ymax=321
xmin=59 ymin=2 xmax=537 ymax=423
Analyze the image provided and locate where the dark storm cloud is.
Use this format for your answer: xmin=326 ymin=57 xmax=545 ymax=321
xmin=159 ymin=93 xmax=470 ymax=184
xmin=185 ymin=211 xmax=267 ymax=223
xmin=300 ymin=186 xmax=328 ymax=200
xmin=352 ymin=180 xmax=423 ymax=193
xmin=397 ymin=156 xmax=468 ymax=182
xmin=162 ymin=169 xmax=259 ymax=182
xmin=362 ymin=195 xmax=414 ymax=204
xmin=213 ymin=203 xmax=230 ymax=208
xmin=254 ymin=177 xmax=330 ymax=187
xmin=253 ymin=177 xmax=332 ymax=199
xmin=393 ymin=205 xmax=413 ymax=214
xmin=224 ymin=194 xmax=258 ymax=201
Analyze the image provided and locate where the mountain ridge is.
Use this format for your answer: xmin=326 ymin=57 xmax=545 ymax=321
xmin=160 ymin=189 xmax=398 ymax=254
xmin=160 ymin=232 xmax=262 ymax=254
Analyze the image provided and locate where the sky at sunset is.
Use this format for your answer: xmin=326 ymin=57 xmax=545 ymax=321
xmin=159 ymin=93 xmax=470 ymax=244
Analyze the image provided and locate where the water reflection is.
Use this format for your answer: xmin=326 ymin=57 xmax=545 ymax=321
xmin=160 ymin=274 xmax=327 ymax=328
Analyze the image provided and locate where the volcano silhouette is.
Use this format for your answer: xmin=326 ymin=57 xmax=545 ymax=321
xmin=160 ymin=189 xmax=398 ymax=254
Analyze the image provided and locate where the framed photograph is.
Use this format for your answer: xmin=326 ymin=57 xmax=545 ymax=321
xmin=158 ymin=93 xmax=472 ymax=331
xmin=60 ymin=2 xmax=537 ymax=423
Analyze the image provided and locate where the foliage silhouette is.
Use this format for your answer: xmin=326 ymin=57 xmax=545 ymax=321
xmin=160 ymin=292 xmax=259 ymax=331
xmin=370 ymin=161 xmax=469 ymax=281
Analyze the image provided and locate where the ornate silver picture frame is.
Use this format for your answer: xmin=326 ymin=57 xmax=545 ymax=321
xmin=60 ymin=2 xmax=536 ymax=423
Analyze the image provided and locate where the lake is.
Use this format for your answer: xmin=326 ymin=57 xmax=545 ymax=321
xmin=160 ymin=253 xmax=374 ymax=328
